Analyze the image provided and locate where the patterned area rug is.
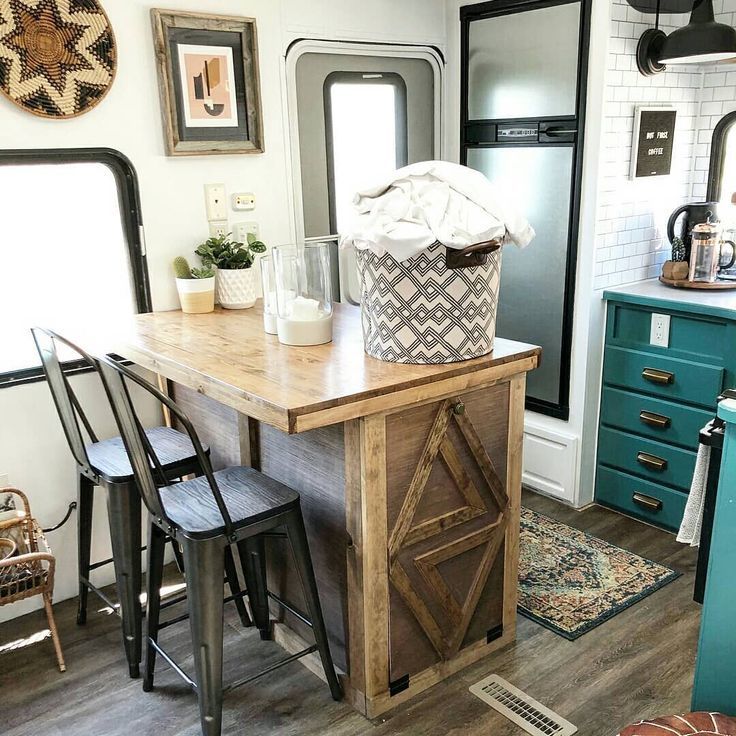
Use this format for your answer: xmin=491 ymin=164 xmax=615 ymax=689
xmin=518 ymin=508 xmax=681 ymax=640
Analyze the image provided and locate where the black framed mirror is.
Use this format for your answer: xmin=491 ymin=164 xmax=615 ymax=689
xmin=708 ymin=111 xmax=736 ymax=207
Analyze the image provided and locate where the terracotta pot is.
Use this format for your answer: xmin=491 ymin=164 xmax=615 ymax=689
xmin=175 ymin=277 xmax=215 ymax=314
xmin=216 ymin=268 xmax=256 ymax=309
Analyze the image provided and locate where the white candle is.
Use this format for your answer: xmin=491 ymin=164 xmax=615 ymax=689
xmin=289 ymin=296 xmax=322 ymax=321
xmin=277 ymin=314 xmax=333 ymax=346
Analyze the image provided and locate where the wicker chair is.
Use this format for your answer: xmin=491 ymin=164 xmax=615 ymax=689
xmin=0 ymin=488 xmax=65 ymax=672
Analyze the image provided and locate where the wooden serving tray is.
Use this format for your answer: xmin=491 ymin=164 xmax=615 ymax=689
xmin=659 ymin=275 xmax=736 ymax=290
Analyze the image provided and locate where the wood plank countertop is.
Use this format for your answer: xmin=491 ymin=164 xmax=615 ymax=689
xmin=115 ymin=302 xmax=541 ymax=434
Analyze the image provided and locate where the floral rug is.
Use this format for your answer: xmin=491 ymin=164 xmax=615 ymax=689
xmin=518 ymin=508 xmax=681 ymax=640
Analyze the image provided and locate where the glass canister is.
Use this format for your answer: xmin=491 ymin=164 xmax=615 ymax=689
xmin=272 ymin=242 xmax=333 ymax=346
xmin=260 ymin=255 xmax=278 ymax=335
xmin=689 ymin=221 xmax=736 ymax=282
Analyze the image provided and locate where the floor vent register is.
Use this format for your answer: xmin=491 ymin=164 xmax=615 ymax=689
xmin=469 ymin=675 xmax=578 ymax=736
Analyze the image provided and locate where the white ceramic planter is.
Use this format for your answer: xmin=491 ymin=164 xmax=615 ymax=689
xmin=175 ymin=277 xmax=215 ymax=314
xmin=216 ymin=268 xmax=256 ymax=309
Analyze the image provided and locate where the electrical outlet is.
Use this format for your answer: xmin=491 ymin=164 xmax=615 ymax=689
xmin=209 ymin=220 xmax=228 ymax=239
xmin=232 ymin=192 xmax=255 ymax=211
xmin=650 ymin=313 xmax=671 ymax=348
xmin=204 ymin=183 xmax=227 ymax=221
xmin=234 ymin=221 xmax=259 ymax=244
xmin=0 ymin=474 xmax=8 ymax=488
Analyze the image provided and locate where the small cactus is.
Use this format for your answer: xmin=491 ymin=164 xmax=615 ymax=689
xmin=672 ymin=237 xmax=687 ymax=262
xmin=173 ymin=256 xmax=192 ymax=279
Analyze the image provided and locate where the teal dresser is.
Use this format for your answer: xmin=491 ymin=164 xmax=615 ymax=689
xmin=596 ymin=282 xmax=736 ymax=532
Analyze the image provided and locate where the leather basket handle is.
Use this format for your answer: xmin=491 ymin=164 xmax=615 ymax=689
xmin=446 ymin=239 xmax=502 ymax=269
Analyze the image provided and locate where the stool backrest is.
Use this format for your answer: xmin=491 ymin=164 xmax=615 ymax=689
xmin=96 ymin=356 xmax=236 ymax=539
xmin=31 ymin=328 xmax=99 ymax=478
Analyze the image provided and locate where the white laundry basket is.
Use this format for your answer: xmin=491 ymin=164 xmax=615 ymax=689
xmin=356 ymin=240 xmax=502 ymax=364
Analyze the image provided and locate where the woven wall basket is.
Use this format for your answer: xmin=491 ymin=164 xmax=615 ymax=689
xmin=356 ymin=242 xmax=502 ymax=365
xmin=0 ymin=0 xmax=116 ymax=118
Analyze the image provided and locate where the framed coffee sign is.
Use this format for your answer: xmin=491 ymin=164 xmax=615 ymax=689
xmin=630 ymin=106 xmax=677 ymax=179
xmin=151 ymin=9 xmax=264 ymax=156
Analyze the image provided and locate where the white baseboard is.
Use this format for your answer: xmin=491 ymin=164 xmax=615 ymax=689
xmin=522 ymin=423 xmax=579 ymax=504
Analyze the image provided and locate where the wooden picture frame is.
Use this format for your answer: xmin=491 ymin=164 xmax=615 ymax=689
xmin=151 ymin=9 xmax=264 ymax=156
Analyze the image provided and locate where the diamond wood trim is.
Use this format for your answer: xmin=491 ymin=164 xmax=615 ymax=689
xmin=387 ymin=396 xmax=510 ymax=662
xmin=455 ymin=411 xmax=508 ymax=512
xmin=388 ymin=400 xmax=452 ymax=562
xmin=389 ymin=559 xmax=448 ymax=658
xmin=415 ymin=516 xmax=507 ymax=656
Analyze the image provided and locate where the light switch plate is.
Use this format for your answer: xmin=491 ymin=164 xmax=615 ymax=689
xmin=650 ymin=313 xmax=671 ymax=348
xmin=232 ymin=192 xmax=255 ymax=211
xmin=0 ymin=473 xmax=9 ymax=488
xmin=204 ymin=183 xmax=227 ymax=221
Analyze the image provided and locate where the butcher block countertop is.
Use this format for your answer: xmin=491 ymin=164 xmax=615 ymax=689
xmin=115 ymin=302 xmax=541 ymax=434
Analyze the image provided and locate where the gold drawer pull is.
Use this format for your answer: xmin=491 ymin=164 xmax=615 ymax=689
xmin=642 ymin=367 xmax=674 ymax=385
xmin=632 ymin=492 xmax=663 ymax=512
xmin=637 ymin=451 xmax=668 ymax=471
xmin=640 ymin=410 xmax=671 ymax=429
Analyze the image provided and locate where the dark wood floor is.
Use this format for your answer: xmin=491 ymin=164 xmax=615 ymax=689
xmin=0 ymin=491 xmax=701 ymax=736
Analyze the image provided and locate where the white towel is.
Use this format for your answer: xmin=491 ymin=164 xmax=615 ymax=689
xmin=677 ymin=444 xmax=711 ymax=547
xmin=340 ymin=161 xmax=535 ymax=262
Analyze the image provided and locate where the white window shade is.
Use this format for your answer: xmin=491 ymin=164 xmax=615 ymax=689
xmin=0 ymin=162 xmax=136 ymax=375
xmin=328 ymin=79 xmax=404 ymax=234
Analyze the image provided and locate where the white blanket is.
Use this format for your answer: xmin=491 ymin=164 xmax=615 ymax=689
xmin=340 ymin=161 xmax=535 ymax=262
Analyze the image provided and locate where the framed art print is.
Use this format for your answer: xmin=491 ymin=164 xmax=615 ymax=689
xmin=151 ymin=9 xmax=264 ymax=156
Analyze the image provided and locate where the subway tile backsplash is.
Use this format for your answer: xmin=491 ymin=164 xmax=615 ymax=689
xmin=593 ymin=0 xmax=736 ymax=290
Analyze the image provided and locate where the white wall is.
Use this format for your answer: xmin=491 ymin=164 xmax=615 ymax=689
xmin=0 ymin=0 xmax=446 ymax=622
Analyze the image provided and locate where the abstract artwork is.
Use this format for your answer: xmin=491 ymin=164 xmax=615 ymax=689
xmin=178 ymin=44 xmax=238 ymax=127
xmin=151 ymin=10 xmax=263 ymax=156
xmin=0 ymin=0 xmax=116 ymax=118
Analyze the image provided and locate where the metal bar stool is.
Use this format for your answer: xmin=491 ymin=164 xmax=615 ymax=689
xmin=97 ymin=355 xmax=343 ymax=736
xmin=31 ymin=328 xmax=251 ymax=678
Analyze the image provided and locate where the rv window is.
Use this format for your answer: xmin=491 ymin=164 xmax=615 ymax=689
xmin=708 ymin=111 xmax=736 ymax=232
xmin=0 ymin=151 xmax=149 ymax=387
xmin=324 ymin=72 xmax=408 ymax=234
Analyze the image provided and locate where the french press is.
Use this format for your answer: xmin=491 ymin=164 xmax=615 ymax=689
xmin=688 ymin=219 xmax=736 ymax=283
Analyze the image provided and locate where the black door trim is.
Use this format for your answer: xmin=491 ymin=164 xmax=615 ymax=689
xmin=0 ymin=147 xmax=151 ymax=388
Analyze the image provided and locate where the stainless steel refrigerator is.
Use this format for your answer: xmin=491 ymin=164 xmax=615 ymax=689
xmin=461 ymin=0 xmax=590 ymax=419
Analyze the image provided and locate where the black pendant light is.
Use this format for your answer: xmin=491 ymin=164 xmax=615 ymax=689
xmin=637 ymin=0 xmax=736 ymax=76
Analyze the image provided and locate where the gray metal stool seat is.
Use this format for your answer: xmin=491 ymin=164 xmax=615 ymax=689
xmin=31 ymin=328 xmax=251 ymax=679
xmin=97 ymin=355 xmax=343 ymax=736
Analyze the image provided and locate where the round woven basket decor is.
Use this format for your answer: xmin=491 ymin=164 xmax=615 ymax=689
xmin=0 ymin=0 xmax=116 ymax=118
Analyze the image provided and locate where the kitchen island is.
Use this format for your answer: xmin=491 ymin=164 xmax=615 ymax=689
xmin=116 ymin=302 xmax=540 ymax=718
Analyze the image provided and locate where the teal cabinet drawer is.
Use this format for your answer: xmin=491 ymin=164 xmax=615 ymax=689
xmin=600 ymin=387 xmax=712 ymax=450
xmin=603 ymin=346 xmax=723 ymax=409
xmin=596 ymin=466 xmax=687 ymax=532
xmin=597 ymin=426 xmax=696 ymax=491
xmin=607 ymin=302 xmax=728 ymax=366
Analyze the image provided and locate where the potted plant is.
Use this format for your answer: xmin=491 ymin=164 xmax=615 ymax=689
xmin=173 ymin=256 xmax=215 ymax=314
xmin=195 ymin=232 xmax=267 ymax=310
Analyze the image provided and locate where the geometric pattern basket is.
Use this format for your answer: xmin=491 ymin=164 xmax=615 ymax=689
xmin=356 ymin=242 xmax=502 ymax=364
